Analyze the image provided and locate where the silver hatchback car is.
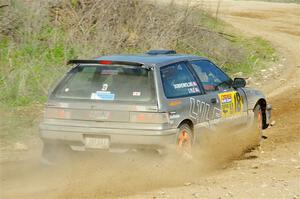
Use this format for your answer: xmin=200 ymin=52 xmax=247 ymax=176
xmin=40 ymin=50 xmax=271 ymax=163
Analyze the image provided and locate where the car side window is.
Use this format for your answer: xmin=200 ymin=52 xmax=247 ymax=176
xmin=190 ymin=60 xmax=232 ymax=92
xmin=160 ymin=62 xmax=201 ymax=98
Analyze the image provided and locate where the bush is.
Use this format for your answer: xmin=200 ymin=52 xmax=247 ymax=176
xmin=0 ymin=0 xmax=275 ymax=106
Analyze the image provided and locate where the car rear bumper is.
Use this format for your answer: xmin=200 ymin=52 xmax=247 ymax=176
xmin=39 ymin=123 xmax=178 ymax=151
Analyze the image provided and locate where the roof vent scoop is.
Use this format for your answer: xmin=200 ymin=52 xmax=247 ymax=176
xmin=145 ymin=50 xmax=177 ymax=55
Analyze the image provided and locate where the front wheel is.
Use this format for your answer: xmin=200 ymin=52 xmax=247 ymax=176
xmin=249 ymin=105 xmax=263 ymax=148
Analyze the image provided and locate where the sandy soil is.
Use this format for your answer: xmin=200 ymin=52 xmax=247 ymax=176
xmin=201 ymin=0 xmax=300 ymax=97
xmin=1 ymin=1 xmax=300 ymax=199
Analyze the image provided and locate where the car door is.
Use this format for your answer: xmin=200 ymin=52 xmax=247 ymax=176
xmin=188 ymin=60 xmax=248 ymax=127
xmin=159 ymin=61 xmax=215 ymax=129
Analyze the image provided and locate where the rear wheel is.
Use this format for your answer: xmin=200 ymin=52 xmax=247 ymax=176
xmin=176 ymin=124 xmax=193 ymax=157
xmin=41 ymin=142 xmax=73 ymax=165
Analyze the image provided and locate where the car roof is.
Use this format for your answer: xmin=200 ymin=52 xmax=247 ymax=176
xmin=95 ymin=54 xmax=209 ymax=67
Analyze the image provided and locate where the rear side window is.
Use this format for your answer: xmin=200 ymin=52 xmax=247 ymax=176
xmin=53 ymin=65 xmax=155 ymax=102
xmin=160 ymin=62 xmax=201 ymax=98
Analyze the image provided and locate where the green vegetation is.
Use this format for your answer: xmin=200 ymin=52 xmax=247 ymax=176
xmin=0 ymin=104 xmax=41 ymax=145
xmin=0 ymin=0 xmax=276 ymax=107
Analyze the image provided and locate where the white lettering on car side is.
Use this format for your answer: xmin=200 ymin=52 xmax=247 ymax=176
xmin=212 ymin=107 xmax=222 ymax=119
xmin=205 ymin=103 xmax=211 ymax=121
xmin=189 ymin=98 xmax=197 ymax=120
xmin=189 ymin=97 xmax=221 ymax=123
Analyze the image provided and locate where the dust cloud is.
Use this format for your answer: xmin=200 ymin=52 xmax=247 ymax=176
xmin=1 ymin=126 xmax=258 ymax=199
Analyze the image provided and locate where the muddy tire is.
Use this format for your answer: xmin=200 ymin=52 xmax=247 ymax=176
xmin=248 ymin=105 xmax=263 ymax=148
xmin=176 ymin=124 xmax=193 ymax=157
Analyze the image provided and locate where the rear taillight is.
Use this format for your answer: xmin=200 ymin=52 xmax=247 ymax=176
xmin=130 ymin=112 xmax=169 ymax=124
xmin=45 ymin=108 xmax=70 ymax=119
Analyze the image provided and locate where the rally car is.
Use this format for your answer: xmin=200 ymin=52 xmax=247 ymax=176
xmin=39 ymin=50 xmax=271 ymax=163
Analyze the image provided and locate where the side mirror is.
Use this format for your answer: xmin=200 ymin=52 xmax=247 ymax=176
xmin=232 ymin=78 xmax=246 ymax=89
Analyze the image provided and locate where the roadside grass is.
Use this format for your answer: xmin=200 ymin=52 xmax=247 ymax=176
xmin=0 ymin=0 xmax=277 ymax=144
xmin=0 ymin=104 xmax=43 ymax=146
xmin=230 ymin=36 xmax=276 ymax=75
xmin=0 ymin=27 xmax=76 ymax=106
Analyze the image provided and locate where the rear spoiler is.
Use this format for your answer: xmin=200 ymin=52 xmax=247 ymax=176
xmin=67 ymin=59 xmax=143 ymax=67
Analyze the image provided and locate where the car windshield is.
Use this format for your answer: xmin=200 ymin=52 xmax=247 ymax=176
xmin=53 ymin=64 xmax=155 ymax=102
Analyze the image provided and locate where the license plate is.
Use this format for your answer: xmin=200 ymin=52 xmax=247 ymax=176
xmin=89 ymin=111 xmax=111 ymax=120
xmin=85 ymin=137 xmax=110 ymax=149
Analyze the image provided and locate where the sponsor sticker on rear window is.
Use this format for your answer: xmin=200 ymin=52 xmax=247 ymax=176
xmin=91 ymin=91 xmax=115 ymax=101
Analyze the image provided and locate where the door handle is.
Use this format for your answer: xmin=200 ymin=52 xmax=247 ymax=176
xmin=211 ymin=98 xmax=217 ymax=104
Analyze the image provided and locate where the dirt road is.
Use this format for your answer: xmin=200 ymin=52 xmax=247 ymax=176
xmin=1 ymin=1 xmax=300 ymax=199
xmin=202 ymin=0 xmax=300 ymax=97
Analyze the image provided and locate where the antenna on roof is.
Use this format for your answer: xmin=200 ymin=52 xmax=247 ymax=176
xmin=145 ymin=50 xmax=177 ymax=55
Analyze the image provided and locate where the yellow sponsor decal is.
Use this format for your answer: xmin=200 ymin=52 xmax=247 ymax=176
xmin=218 ymin=91 xmax=243 ymax=118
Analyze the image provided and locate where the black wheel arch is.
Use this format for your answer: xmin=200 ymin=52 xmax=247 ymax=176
xmin=177 ymin=119 xmax=194 ymax=135
xmin=177 ymin=119 xmax=194 ymax=146
xmin=254 ymin=98 xmax=268 ymax=129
